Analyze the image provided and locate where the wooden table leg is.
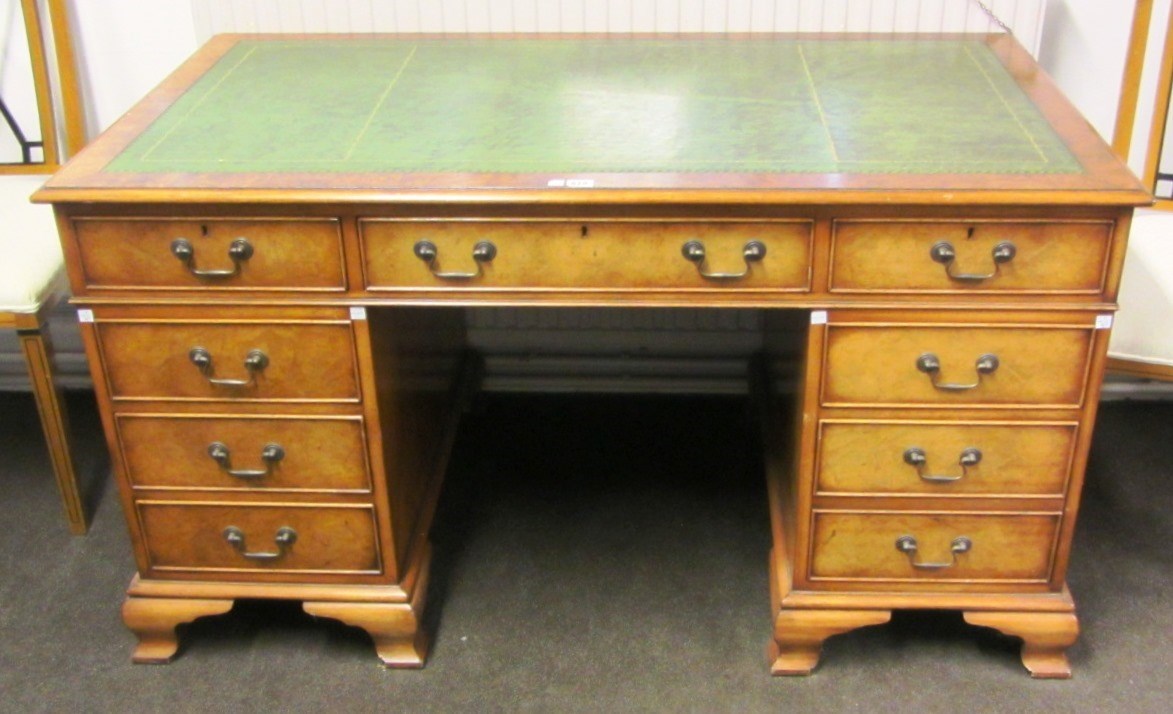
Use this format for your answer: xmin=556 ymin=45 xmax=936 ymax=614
xmin=18 ymin=318 xmax=87 ymax=534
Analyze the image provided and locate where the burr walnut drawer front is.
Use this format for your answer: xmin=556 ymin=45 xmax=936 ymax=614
xmin=829 ymin=220 xmax=1113 ymax=293
xmin=359 ymin=220 xmax=812 ymax=290
xmin=815 ymin=421 xmax=1077 ymax=497
xmin=72 ymin=217 xmax=346 ymax=291
xmin=116 ymin=415 xmax=372 ymax=493
xmin=136 ymin=502 xmax=382 ymax=576
xmin=95 ymin=319 xmax=360 ymax=402
xmin=808 ymin=511 xmax=1060 ymax=584
xmin=821 ymin=324 xmax=1093 ymax=408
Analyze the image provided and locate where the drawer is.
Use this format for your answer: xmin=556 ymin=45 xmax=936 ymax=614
xmin=829 ymin=220 xmax=1112 ymax=293
xmin=360 ymin=220 xmax=812 ymax=291
xmin=116 ymin=415 xmax=371 ymax=492
xmin=73 ymin=217 xmax=346 ymax=291
xmin=809 ymin=511 xmax=1060 ymax=583
xmin=816 ymin=421 xmax=1076 ymax=497
xmin=137 ymin=502 xmax=381 ymax=575
xmin=822 ymin=324 xmax=1092 ymax=407
xmin=96 ymin=320 xmax=360 ymax=402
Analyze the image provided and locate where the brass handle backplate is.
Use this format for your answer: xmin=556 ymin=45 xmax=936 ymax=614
xmin=207 ymin=442 xmax=285 ymax=479
xmin=413 ymin=239 xmax=497 ymax=279
xmin=223 ymin=525 xmax=297 ymax=561
xmin=929 ymin=240 xmax=1016 ymax=282
xmin=188 ymin=347 xmax=268 ymax=387
xmin=681 ymin=240 xmax=766 ymax=280
xmin=916 ymin=353 xmax=999 ymax=391
xmin=171 ymin=237 xmax=253 ymax=278
xmin=895 ymin=535 xmax=972 ymax=570
xmin=903 ymin=447 xmax=982 ymax=483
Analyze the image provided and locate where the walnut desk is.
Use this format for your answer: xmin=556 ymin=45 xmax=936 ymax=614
xmin=35 ymin=35 xmax=1148 ymax=677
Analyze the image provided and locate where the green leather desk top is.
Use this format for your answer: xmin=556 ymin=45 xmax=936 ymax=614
xmin=39 ymin=34 xmax=1147 ymax=204
xmin=108 ymin=38 xmax=1076 ymax=175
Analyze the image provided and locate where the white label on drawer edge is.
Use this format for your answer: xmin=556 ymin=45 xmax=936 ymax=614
xmin=811 ymin=310 xmax=828 ymax=325
xmin=1095 ymin=314 xmax=1113 ymax=330
xmin=547 ymin=178 xmax=595 ymax=188
xmin=77 ymin=309 xmax=93 ymax=323
xmin=350 ymin=307 xmax=367 ymax=321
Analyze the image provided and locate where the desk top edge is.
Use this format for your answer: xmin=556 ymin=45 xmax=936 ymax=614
xmin=35 ymin=32 xmax=1150 ymax=207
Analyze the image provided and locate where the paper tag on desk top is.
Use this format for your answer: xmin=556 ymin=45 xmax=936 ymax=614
xmin=77 ymin=309 xmax=93 ymax=323
xmin=1095 ymin=314 xmax=1113 ymax=329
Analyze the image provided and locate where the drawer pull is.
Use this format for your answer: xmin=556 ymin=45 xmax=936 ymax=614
xmin=929 ymin=240 xmax=1016 ymax=281
xmin=681 ymin=240 xmax=766 ymax=280
xmin=895 ymin=535 xmax=972 ymax=570
xmin=207 ymin=441 xmax=285 ymax=479
xmin=916 ymin=353 xmax=999 ymax=391
xmin=188 ymin=347 xmax=269 ymax=387
xmin=902 ymin=447 xmax=982 ymax=483
xmin=170 ymin=237 xmax=254 ymax=278
xmin=222 ymin=525 xmax=297 ymax=561
xmin=413 ymin=239 xmax=497 ymax=279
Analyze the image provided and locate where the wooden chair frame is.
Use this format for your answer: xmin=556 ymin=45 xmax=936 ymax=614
xmin=0 ymin=296 xmax=86 ymax=532
xmin=1 ymin=0 xmax=84 ymax=174
xmin=2 ymin=0 xmax=88 ymax=532
xmin=1107 ymin=0 xmax=1173 ymax=382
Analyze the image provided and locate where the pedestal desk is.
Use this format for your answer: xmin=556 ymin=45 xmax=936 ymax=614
xmin=35 ymin=34 xmax=1148 ymax=677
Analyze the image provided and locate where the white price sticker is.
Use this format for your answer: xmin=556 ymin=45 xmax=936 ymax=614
xmin=810 ymin=310 xmax=828 ymax=325
xmin=77 ymin=309 xmax=94 ymax=323
xmin=548 ymin=178 xmax=595 ymax=188
xmin=350 ymin=307 xmax=367 ymax=321
xmin=1095 ymin=314 xmax=1113 ymax=330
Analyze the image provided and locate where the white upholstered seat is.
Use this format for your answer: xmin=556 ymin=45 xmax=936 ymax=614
xmin=0 ymin=176 xmax=66 ymax=311
xmin=1109 ymin=211 xmax=1173 ymax=377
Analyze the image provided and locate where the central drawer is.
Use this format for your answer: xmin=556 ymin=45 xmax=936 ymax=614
xmin=95 ymin=319 xmax=361 ymax=402
xmin=360 ymin=220 xmax=813 ymax=291
xmin=116 ymin=414 xmax=372 ymax=493
xmin=137 ymin=502 xmax=382 ymax=576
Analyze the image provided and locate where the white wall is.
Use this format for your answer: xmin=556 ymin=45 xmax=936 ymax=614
xmin=1039 ymin=1 xmax=1173 ymax=371
xmin=70 ymin=1 xmax=197 ymax=135
xmin=1037 ymin=0 xmax=1136 ymax=142
xmin=190 ymin=0 xmax=1042 ymax=44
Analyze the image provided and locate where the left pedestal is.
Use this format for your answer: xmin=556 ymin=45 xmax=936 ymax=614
xmin=72 ymin=289 xmax=467 ymax=666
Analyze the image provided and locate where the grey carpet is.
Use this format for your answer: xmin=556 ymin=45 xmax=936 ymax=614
xmin=0 ymin=390 xmax=1169 ymax=712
